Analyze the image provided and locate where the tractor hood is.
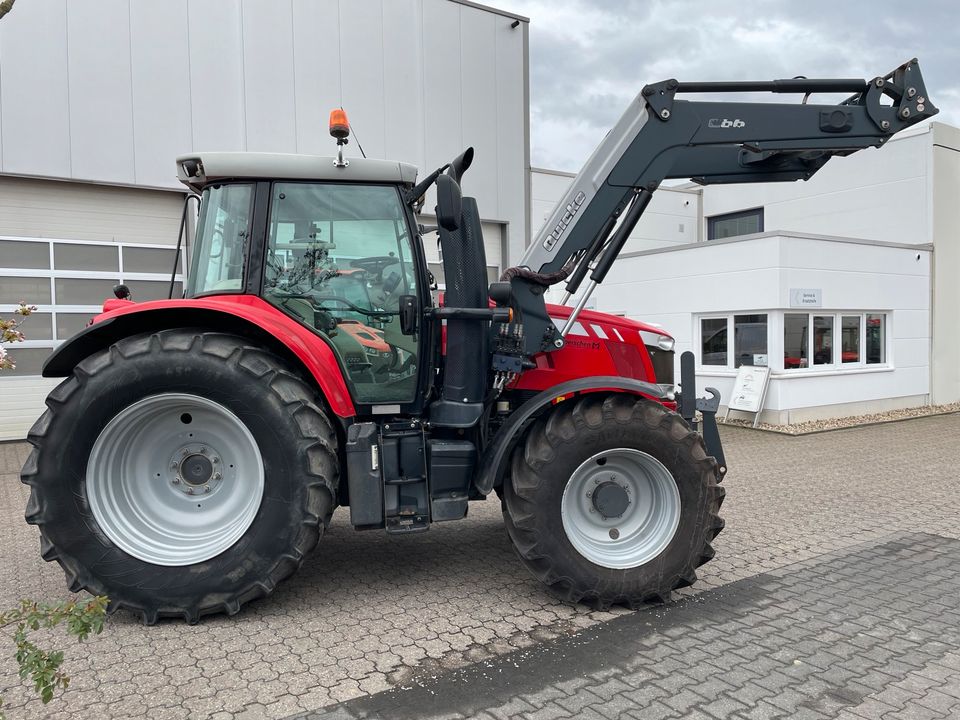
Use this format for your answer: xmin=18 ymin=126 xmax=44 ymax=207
xmin=545 ymin=302 xmax=674 ymax=345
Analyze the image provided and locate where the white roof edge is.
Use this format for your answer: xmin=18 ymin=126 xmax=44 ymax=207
xmin=176 ymin=152 xmax=418 ymax=191
xmin=448 ymin=0 xmax=529 ymax=22
xmin=618 ymin=230 xmax=935 ymax=260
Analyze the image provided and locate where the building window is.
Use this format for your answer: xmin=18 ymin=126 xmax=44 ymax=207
xmin=700 ymin=317 xmax=728 ymax=366
xmin=700 ymin=314 xmax=769 ymax=369
xmin=783 ymin=312 xmax=887 ymax=371
xmin=813 ymin=315 xmax=833 ymax=365
xmin=734 ymin=314 xmax=768 ymax=367
xmin=866 ymin=313 xmax=885 ymax=364
xmin=707 ymin=208 xmax=763 ymax=240
xmin=841 ymin=315 xmax=860 ymax=363
xmin=784 ymin=313 xmax=809 ymax=368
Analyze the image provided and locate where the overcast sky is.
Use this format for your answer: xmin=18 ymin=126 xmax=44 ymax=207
xmin=500 ymin=0 xmax=959 ymax=172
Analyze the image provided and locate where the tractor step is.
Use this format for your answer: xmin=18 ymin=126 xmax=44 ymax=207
xmin=385 ymin=514 xmax=429 ymax=534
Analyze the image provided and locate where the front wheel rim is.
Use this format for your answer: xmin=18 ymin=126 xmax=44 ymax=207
xmin=560 ymin=448 xmax=681 ymax=570
xmin=86 ymin=393 xmax=265 ymax=566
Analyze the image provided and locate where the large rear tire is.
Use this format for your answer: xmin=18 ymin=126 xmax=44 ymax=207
xmin=503 ymin=393 xmax=724 ymax=609
xmin=21 ymin=330 xmax=339 ymax=624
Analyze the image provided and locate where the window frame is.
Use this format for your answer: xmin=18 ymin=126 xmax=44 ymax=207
xmin=707 ymin=207 xmax=764 ymax=241
xmin=698 ymin=315 xmax=731 ymax=368
xmin=781 ymin=311 xmax=889 ymax=372
xmin=0 ymin=235 xmax=188 ymax=375
xmin=697 ymin=313 xmax=771 ymax=371
xmin=187 ymin=182 xmax=257 ymax=299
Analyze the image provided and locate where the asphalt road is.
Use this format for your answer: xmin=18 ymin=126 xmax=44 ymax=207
xmin=0 ymin=413 xmax=958 ymax=719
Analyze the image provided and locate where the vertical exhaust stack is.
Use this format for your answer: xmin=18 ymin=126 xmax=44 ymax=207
xmin=429 ymin=149 xmax=491 ymax=428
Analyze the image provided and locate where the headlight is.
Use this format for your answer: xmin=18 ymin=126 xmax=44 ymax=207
xmin=657 ymin=335 xmax=675 ymax=352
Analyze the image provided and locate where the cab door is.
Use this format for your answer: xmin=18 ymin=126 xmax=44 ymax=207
xmin=260 ymin=182 xmax=429 ymax=409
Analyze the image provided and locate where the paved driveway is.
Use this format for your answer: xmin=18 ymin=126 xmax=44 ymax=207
xmin=0 ymin=414 xmax=958 ymax=719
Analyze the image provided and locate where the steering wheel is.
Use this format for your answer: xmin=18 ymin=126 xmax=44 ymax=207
xmin=350 ymin=256 xmax=399 ymax=276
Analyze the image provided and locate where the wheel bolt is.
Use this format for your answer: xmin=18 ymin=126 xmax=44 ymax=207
xmin=200 ymin=447 xmax=208 ymax=455
xmin=212 ymin=457 xmax=220 ymax=464
xmin=586 ymin=492 xmax=592 ymax=498
xmin=214 ymin=473 xmax=222 ymax=480
xmin=170 ymin=462 xmax=178 ymax=469
xmin=204 ymin=485 xmax=210 ymax=494
xmin=172 ymin=478 xmax=180 ymax=485
xmin=589 ymin=508 xmax=595 ymax=513
xmin=186 ymin=487 xmax=194 ymax=495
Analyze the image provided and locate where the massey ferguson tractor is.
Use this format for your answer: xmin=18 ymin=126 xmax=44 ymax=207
xmin=21 ymin=61 xmax=935 ymax=623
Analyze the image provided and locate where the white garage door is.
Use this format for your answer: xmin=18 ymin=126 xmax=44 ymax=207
xmin=421 ymin=216 xmax=504 ymax=289
xmin=0 ymin=177 xmax=185 ymax=440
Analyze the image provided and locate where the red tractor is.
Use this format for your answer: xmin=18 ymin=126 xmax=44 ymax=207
xmin=22 ymin=61 xmax=935 ymax=622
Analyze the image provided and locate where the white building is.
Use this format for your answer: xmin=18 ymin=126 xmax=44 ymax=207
xmin=535 ymin=122 xmax=960 ymax=423
xmin=0 ymin=0 xmax=530 ymax=440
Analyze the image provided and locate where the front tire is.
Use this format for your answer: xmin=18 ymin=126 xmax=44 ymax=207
xmin=503 ymin=393 xmax=724 ymax=609
xmin=21 ymin=331 xmax=339 ymax=624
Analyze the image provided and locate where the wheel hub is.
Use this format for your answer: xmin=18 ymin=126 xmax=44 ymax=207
xmin=180 ymin=454 xmax=213 ymax=485
xmin=560 ymin=448 xmax=681 ymax=570
xmin=592 ymin=480 xmax=630 ymax=518
xmin=169 ymin=443 xmax=224 ymax=495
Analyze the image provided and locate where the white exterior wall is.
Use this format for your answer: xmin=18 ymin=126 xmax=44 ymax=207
xmin=701 ymin=127 xmax=932 ymax=246
xmin=930 ymin=123 xmax=960 ymax=405
xmin=596 ymin=234 xmax=931 ymax=423
xmin=0 ymin=0 xmax=529 ymax=261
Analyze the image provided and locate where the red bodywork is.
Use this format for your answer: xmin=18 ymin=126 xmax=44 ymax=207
xmin=89 ymin=296 xmax=673 ymax=418
xmin=93 ymin=296 xmax=356 ymax=417
xmin=513 ymin=304 xmax=667 ymax=392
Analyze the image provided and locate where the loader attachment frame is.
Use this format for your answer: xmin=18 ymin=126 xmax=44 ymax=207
xmin=509 ymin=59 xmax=937 ymax=357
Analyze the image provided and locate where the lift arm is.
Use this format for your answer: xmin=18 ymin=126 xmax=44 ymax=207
xmin=509 ymin=59 xmax=937 ymax=356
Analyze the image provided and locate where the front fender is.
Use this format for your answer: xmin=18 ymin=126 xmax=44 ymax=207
xmin=43 ymin=295 xmax=356 ymax=418
xmin=473 ymin=377 xmax=668 ymax=496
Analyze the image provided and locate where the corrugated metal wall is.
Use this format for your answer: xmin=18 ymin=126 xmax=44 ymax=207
xmin=0 ymin=0 xmax=528 ymax=260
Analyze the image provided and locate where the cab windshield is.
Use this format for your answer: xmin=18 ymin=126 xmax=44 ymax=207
xmin=262 ymin=183 xmax=419 ymax=404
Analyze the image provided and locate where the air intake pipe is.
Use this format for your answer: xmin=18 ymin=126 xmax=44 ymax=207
xmin=431 ymin=195 xmax=490 ymax=427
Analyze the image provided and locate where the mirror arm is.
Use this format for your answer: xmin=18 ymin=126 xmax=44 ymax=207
xmin=406 ymin=164 xmax=450 ymax=206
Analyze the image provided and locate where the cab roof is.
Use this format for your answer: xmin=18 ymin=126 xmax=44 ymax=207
xmin=176 ymin=152 xmax=419 ymax=193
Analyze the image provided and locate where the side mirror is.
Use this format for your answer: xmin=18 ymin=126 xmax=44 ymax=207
xmin=435 ymin=174 xmax=462 ymax=231
xmin=399 ymin=295 xmax=419 ymax=336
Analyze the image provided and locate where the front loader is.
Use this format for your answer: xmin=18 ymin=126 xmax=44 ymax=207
xmin=21 ymin=60 xmax=936 ymax=623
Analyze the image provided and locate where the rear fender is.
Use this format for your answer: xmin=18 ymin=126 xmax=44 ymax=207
xmin=474 ymin=376 xmax=668 ymax=496
xmin=42 ymin=296 xmax=356 ymax=418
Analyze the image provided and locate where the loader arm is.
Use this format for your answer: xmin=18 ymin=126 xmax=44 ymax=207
xmin=510 ymin=58 xmax=937 ymax=356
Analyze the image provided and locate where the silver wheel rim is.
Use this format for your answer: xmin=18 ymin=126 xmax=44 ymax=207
xmin=561 ymin=448 xmax=681 ymax=570
xmin=87 ymin=393 xmax=265 ymax=566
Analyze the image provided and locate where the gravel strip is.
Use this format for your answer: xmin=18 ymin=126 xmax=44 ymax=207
xmin=718 ymin=401 xmax=960 ymax=435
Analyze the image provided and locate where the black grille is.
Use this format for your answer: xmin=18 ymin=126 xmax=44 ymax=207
xmin=646 ymin=346 xmax=675 ymax=384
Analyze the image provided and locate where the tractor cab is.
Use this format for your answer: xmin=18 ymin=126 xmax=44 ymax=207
xmin=177 ymin=145 xmax=431 ymax=409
